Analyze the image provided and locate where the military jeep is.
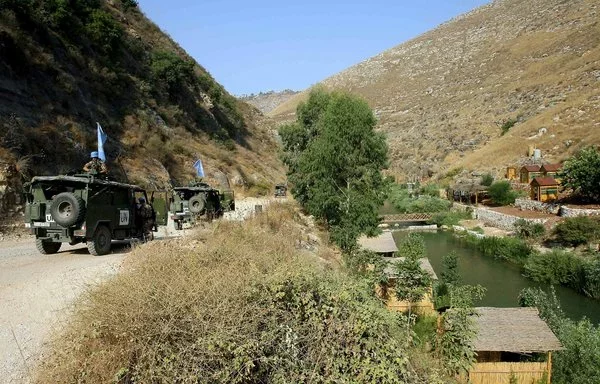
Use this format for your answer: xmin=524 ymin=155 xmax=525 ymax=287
xmin=23 ymin=174 xmax=158 ymax=256
xmin=170 ymin=181 xmax=235 ymax=230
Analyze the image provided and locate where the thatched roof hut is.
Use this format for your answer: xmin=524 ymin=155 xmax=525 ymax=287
xmin=358 ymin=232 xmax=398 ymax=256
xmin=472 ymin=307 xmax=562 ymax=353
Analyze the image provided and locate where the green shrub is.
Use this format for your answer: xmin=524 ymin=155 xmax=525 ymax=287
xmin=480 ymin=173 xmax=494 ymax=187
xmin=389 ymin=185 xmax=451 ymax=214
xmin=488 ymin=181 xmax=517 ymax=206
xmin=524 ymin=250 xmax=585 ymax=289
xmin=85 ymin=9 xmax=123 ymax=55
xmin=150 ymin=51 xmax=195 ymax=91
xmin=428 ymin=211 xmax=471 ymax=227
xmin=553 ymin=217 xmax=600 ymax=247
xmin=463 ymin=235 xmax=533 ymax=265
xmin=419 ymin=183 xmax=442 ymax=198
xmin=500 ymin=119 xmax=517 ymax=135
xmin=120 ymin=0 xmax=138 ymax=10
xmin=514 ymin=219 xmax=546 ymax=239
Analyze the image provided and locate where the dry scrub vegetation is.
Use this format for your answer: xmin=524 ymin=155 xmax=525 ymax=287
xmin=36 ymin=203 xmax=446 ymax=383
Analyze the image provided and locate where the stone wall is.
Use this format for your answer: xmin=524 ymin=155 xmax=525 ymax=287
xmin=559 ymin=206 xmax=600 ymax=218
xmin=514 ymin=198 xmax=560 ymax=214
xmin=474 ymin=207 xmax=547 ymax=231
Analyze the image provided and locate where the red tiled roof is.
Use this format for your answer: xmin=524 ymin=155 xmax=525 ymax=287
xmin=541 ymin=163 xmax=562 ymax=172
xmin=531 ymin=177 xmax=559 ymax=186
xmin=521 ymin=165 xmax=541 ymax=172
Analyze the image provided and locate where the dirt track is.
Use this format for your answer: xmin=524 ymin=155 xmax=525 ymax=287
xmin=0 ymin=240 xmax=132 ymax=383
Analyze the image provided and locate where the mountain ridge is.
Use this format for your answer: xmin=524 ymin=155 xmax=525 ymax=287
xmin=271 ymin=0 xmax=600 ymax=181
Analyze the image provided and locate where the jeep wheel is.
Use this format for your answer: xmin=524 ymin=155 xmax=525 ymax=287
xmin=88 ymin=225 xmax=111 ymax=256
xmin=35 ymin=239 xmax=61 ymax=254
xmin=188 ymin=195 xmax=206 ymax=214
xmin=50 ymin=192 xmax=85 ymax=227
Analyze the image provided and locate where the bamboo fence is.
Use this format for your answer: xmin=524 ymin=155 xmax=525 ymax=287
xmin=468 ymin=361 xmax=549 ymax=384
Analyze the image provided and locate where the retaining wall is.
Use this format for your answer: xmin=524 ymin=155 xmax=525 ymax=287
xmin=474 ymin=207 xmax=547 ymax=231
xmin=514 ymin=198 xmax=560 ymax=215
xmin=560 ymin=206 xmax=600 ymax=218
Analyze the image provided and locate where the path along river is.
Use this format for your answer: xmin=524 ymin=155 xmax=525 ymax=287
xmin=392 ymin=230 xmax=600 ymax=324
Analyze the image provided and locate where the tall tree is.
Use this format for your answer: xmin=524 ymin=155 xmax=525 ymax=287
xmin=280 ymin=88 xmax=389 ymax=251
xmin=558 ymin=146 xmax=600 ymax=202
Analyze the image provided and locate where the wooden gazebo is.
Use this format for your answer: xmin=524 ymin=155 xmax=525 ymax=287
xmin=467 ymin=307 xmax=563 ymax=384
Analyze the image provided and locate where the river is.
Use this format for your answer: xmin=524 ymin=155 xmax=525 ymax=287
xmin=392 ymin=230 xmax=600 ymax=324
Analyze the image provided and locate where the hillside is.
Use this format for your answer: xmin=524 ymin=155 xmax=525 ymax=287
xmin=240 ymin=89 xmax=300 ymax=114
xmin=0 ymin=0 xmax=283 ymax=211
xmin=271 ymin=0 xmax=600 ymax=181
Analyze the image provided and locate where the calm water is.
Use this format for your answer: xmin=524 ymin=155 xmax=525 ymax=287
xmin=392 ymin=230 xmax=600 ymax=324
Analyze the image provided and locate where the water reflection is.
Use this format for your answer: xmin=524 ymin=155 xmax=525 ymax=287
xmin=392 ymin=230 xmax=600 ymax=324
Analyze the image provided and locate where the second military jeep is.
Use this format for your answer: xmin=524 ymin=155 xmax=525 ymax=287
xmin=169 ymin=181 xmax=235 ymax=230
xmin=23 ymin=174 xmax=160 ymax=256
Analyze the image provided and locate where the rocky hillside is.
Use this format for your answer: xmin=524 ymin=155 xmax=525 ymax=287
xmin=240 ymin=89 xmax=300 ymax=114
xmin=0 ymin=0 xmax=283 ymax=213
xmin=271 ymin=0 xmax=600 ymax=181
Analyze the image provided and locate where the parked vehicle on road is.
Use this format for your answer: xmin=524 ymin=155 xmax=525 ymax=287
xmin=23 ymin=174 xmax=164 ymax=255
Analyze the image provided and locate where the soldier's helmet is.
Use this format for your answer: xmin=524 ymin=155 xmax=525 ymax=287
xmin=138 ymin=197 xmax=146 ymax=204
xmin=90 ymin=151 xmax=99 ymax=159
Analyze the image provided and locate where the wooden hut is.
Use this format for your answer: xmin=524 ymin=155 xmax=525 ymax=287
xmin=530 ymin=177 xmax=559 ymax=202
xmin=505 ymin=166 xmax=517 ymax=181
xmin=376 ymin=257 xmax=438 ymax=315
xmin=520 ymin=165 xmax=542 ymax=184
xmin=449 ymin=183 xmax=488 ymax=205
xmin=540 ymin=163 xmax=562 ymax=182
xmin=358 ymin=232 xmax=398 ymax=257
xmin=467 ymin=307 xmax=562 ymax=384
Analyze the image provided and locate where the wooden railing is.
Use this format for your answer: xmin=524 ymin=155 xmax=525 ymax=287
xmin=381 ymin=213 xmax=433 ymax=223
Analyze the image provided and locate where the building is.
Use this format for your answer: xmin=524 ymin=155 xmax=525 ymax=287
xmin=376 ymin=257 xmax=438 ymax=315
xmin=358 ymin=232 xmax=398 ymax=257
xmin=530 ymin=177 xmax=559 ymax=202
xmin=540 ymin=163 xmax=562 ymax=182
xmin=520 ymin=165 xmax=542 ymax=184
xmin=466 ymin=307 xmax=562 ymax=384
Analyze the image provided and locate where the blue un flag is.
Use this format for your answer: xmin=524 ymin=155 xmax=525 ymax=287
xmin=193 ymin=159 xmax=205 ymax=177
xmin=97 ymin=122 xmax=107 ymax=162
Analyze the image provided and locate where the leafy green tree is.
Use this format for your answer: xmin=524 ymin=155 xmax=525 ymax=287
xmin=558 ymin=146 xmax=600 ymax=202
xmin=441 ymin=251 xmax=460 ymax=286
xmin=488 ymin=180 xmax=517 ymax=205
xmin=280 ymin=88 xmax=389 ymax=251
xmin=394 ymin=254 xmax=432 ymax=317
xmin=438 ymin=285 xmax=486 ymax=376
xmin=398 ymin=233 xmax=427 ymax=259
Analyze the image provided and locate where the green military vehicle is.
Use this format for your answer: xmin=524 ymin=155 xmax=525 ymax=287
xmin=169 ymin=181 xmax=235 ymax=230
xmin=23 ymin=174 xmax=164 ymax=256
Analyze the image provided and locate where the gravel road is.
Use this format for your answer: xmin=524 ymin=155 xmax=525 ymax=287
xmin=0 ymin=199 xmax=273 ymax=383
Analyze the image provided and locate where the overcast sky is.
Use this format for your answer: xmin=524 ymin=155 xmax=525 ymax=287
xmin=138 ymin=0 xmax=490 ymax=95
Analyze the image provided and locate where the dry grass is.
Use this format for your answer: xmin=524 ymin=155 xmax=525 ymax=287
xmin=269 ymin=0 xmax=600 ymax=180
xmin=36 ymin=202 xmax=443 ymax=383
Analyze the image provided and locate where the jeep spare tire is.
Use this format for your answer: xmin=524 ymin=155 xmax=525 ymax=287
xmin=50 ymin=192 xmax=85 ymax=227
xmin=188 ymin=195 xmax=206 ymax=214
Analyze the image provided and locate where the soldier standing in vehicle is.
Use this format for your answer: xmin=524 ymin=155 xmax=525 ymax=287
xmin=137 ymin=197 xmax=155 ymax=241
xmin=83 ymin=151 xmax=108 ymax=174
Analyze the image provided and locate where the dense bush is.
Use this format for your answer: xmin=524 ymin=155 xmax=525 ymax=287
xmin=500 ymin=118 xmax=517 ymax=135
xmin=462 ymin=234 xmax=533 ymax=265
xmin=150 ymin=50 xmax=195 ymax=92
xmin=488 ymin=181 xmax=517 ymax=205
xmin=37 ymin=204 xmax=438 ymax=383
xmin=553 ymin=216 xmax=600 ymax=247
xmin=519 ymin=288 xmax=600 ymax=384
xmin=389 ymin=185 xmax=451 ymax=213
xmin=480 ymin=173 xmax=494 ymax=187
xmin=514 ymin=218 xmax=546 ymax=239
xmin=558 ymin=146 xmax=600 ymax=202
xmin=85 ymin=9 xmax=123 ymax=55
xmin=428 ymin=211 xmax=472 ymax=227
xmin=524 ymin=250 xmax=585 ymax=289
